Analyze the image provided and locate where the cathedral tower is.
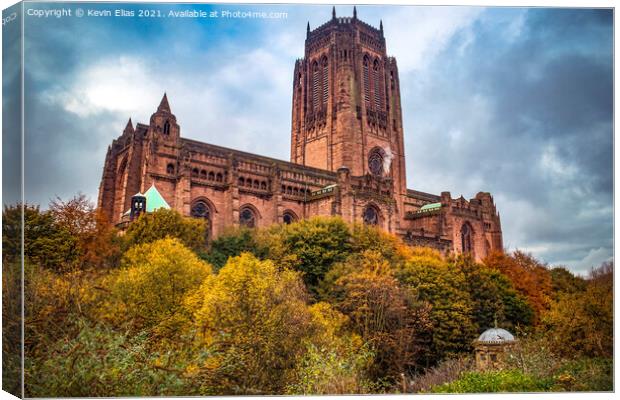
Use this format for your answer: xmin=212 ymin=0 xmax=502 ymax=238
xmin=290 ymin=7 xmax=407 ymax=199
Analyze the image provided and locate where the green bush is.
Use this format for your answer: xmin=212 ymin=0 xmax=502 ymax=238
xmin=431 ymin=369 xmax=553 ymax=393
xmin=25 ymin=319 xmax=204 ymax=397
xmin=123 ymin=209 xmax=208 ymax=253
xmin=551 ymin=358 xmax=613 ymax=392
xmin=264 ymin=217 xmax=352 ymax=293
xmin=203 ymin=226 xmax=268 ymax=271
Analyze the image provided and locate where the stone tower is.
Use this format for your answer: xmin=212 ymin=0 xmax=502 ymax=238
xmin=290 ymin=7 xmax=407 ymax=201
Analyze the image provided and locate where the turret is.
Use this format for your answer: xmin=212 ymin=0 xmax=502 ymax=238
xmin=130 ymin=192 xmax=146 ymax=221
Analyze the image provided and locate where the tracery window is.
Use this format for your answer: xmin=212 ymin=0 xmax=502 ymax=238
xmin=368 ymin=149 xmax=384 ymax=176
xmin=239 ymin=207 xmax=257 ymax=228
xmin=283 ymin=211 xmax=297 ymax=225
xmin=321 ymin=56 xmax=329 ymax=107
xmin=191 ymin=200 xmax=212 ymax=240
xmin=166 ymin=163 xmax=175 ymax=174
xmin=363 ymin=206 xmax=380 ymax=225
xmin=461 ymin=223 xmax=473 ymax=254
xmin=312 ymin=61 xmax=320 ymax=110
xmin=363 ymin=55 xmax=370 ymax=105
xmin=373 ymin=59 xmax=382 ymax=110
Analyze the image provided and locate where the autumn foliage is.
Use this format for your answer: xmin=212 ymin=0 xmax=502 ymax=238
xmin=4 ymin=196 xmax=612 ymax=396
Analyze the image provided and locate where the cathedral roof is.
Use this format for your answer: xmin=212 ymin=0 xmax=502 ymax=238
xmin=143 ymin=184 xmax=171 ymax=212
xmin=124 ymin=184 xmax=170 ymax=216
xmin=418 ymin=202 xmax=442 ymax=213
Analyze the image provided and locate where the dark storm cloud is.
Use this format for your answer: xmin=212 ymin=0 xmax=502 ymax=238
xmin=16 ymin=4 xmax=612 ymax=274
xmin=405 ymin=8 xmax=612 ymax=273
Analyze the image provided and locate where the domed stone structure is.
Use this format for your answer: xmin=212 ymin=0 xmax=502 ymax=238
xmin=474 ymin=327 xmax=516 ymax=370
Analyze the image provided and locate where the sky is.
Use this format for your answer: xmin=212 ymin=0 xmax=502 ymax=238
xmin=5 ymin=2 xmax=613 ymax=274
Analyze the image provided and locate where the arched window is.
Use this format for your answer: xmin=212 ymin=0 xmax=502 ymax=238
xmin=163 ymin=120 xmax=171 ymax=135
xmin=363 ymin=205 xmax=380 ymax=225
xmin=368 ymin=148 xmax=384 ymax=176
xmin=283 ymin=211 xmax=297 ymax=225
xmin=238 ymin=177 xmax=245 ymax=186
xmin=192 ymin=168 xmax=199 ymax=177
xmin=208 ymin=171 xmax=215 ymax=181
xmin=321 ymin=56 xmax=329 ymax=107
xmin=363 ymin=55 xmax=370 ymax=105
xmin=191 ymin=200 xmax=211 ymax=219
xmin=461 ymin=223 xmax=473 ymax=255
xmin=260 ymin=181 xmax=267 ymax=190
xmin=200 ymin=170 xmax=207 ymax=179
xmin=191 ymin=200 xmax=212 ymax=240
xmin=216 ymin=173 xmax=223 ymax=182
xmin=253 ymin=180 xmax=260 ymax=189
xmin=373 ymin=58 xmax=382 ymax=110
xmin=239 ymin=206 xmax=257 ymax=228
xmin=167 ymin=163 xmax=175 ymax=174
xmin=312 ymin=61 xmax=320 ymax=110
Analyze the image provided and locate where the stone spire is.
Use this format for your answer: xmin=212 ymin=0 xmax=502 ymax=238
xmin=380 ymin=19 xmax=383 ymax=33
xmin=353 ymin=6 xmax=357 ymax=19
xmin=123 ymin=117 xmax=134 ymax=134
xmin=332 ymin=6 xmax=336 ymax=19
xmin=307 ymin=21 xmax=310 ymax=36
xmin=157 ymin=93 xmax=171 ymax=113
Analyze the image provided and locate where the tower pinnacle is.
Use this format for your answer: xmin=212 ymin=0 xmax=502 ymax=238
xmin=353 ymin=6 xmax=357 ymax=19
xmin=124 ymin=117 xmax=134 ymax=134
xmin=157 ymin=93 xmax=171 ymax=113
xmin=332 ymin=6 xmax=336 ymax=19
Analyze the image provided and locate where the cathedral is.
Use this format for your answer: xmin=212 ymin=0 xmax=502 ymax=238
xmin=97 ymin=8 xmax=503 ymax=261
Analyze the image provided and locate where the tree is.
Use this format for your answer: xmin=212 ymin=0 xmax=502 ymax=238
xmin=183 ymin=253 xmax=354 ymax=394
xmin=3 ymin=203 xmax=78 ymax=271
xmin=541 ymin=262 xmax=612 ymax=358
xmin=203 ymin=226 xmax=268 ymax=271
xmin=322 ymin=250 xmax=432 ymax=381
xmin=549 ymin=266 xmax=587 ymax=300
xmin=453 ymin=256 xmax=533 ymax=332
xmin=107 ymin=238 xmax=212 ymax=330
xmin=395 ymin=249 xmax=477 ymax=365
xmin=263 ymin=217 xmax=352 ymax=294
xmin=483 ymin=251 xmax=552 ymax=324
xmin=123 ymin=208 xmax=208 ymax=253
xmin=349 ymin=224 xmax=411 ymax=267
xmin=49 ymin=194 xmax=121 ymax=270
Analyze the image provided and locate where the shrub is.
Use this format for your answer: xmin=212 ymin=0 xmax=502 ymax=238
xmin=107 ymin=238 xmax=212 ymax=329
xmin=407 ymin=356 xmax=473 ymax=393
xmin=184 ymin=253 xmax=337 ymax=394
xmin=430 ymin=369 xmax=553 ymax=393
xmin=322 ymin=250 xmax=432 ymax=381
xmin=396 ymin=252 xmax=477 ymax=365
xmin=264 ymin=217 xmax=352 ymax=293
xmin=541 ymin=262 xmax=612 ymax=358
xmin=25 ymin=319 xmax=200 ymax=397
xmin=123 ymin=208 xmax=208 ymax=253
xmin=551 ymin=358 xmax=612 ymax=392
xmin=203 ymin=226 xmax=268 ymax=271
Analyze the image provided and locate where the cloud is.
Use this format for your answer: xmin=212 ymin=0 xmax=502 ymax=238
xmin=21 ymin=5 xmax=613 ymax=274
xmin=382 ymin=6 xmax=483 ymax=73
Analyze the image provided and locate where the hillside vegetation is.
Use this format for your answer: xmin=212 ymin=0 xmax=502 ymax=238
xmin=2 ymin=196 xmax=612 ymax=396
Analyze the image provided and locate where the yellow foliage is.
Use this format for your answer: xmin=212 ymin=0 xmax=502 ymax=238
xmin=182 ymin=252 xmax=361 ymax=394
xmin=104 ymin=238 xmax=212 ymax=329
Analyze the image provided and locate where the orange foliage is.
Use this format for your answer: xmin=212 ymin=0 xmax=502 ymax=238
xmin=483 ymin=250 xmax=552 ymax=324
